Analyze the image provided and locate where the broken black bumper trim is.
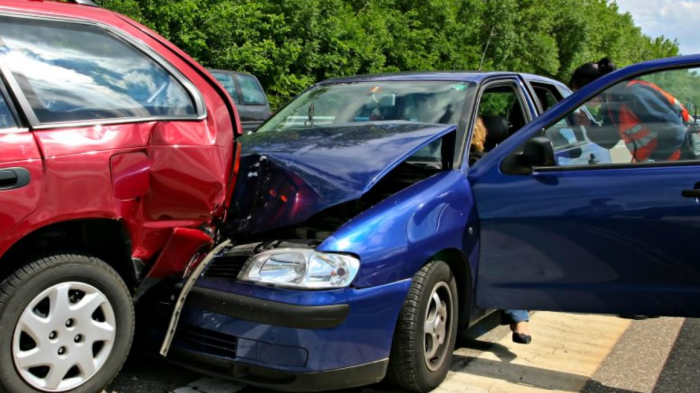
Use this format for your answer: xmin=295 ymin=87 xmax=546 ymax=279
xmin=187 ymin=286 xmax=350 ymax=329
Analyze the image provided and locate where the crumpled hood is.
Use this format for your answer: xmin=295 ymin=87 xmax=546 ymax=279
xmin=229 ymin=122 xmax=456 ymax=234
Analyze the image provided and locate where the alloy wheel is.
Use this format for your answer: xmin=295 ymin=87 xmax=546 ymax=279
xmin=423 ymin=281 xmax=453 ymax=372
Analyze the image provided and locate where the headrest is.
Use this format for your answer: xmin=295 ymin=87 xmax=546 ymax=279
xmin=481 ymin=115 xmax=510 ymax=150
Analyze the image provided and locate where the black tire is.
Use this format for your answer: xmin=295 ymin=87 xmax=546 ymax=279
xmin=387 ymin=261 xmax=459 ymax=392
xmin=0 ymin=253 xmax=134 ymax=393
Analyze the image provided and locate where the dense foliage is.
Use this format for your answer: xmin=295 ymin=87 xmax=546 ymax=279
xmin=102 ymin=0 xmax=680 ymax=108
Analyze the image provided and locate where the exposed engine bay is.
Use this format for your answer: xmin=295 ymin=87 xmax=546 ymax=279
xmin=224 ymin=123 xmax=456 ymax=244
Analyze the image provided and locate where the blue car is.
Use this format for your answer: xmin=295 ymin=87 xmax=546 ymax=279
xmin=151 ymin=58 xmax=700 ymax=392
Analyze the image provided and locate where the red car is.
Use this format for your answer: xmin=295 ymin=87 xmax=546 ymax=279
xmin=0 ymin=1 xmax=239 ymax=391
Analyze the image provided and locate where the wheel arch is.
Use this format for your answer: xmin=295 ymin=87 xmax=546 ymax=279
xmin=430 ymin=248 xmax=473 ymax=330
xmin=0 ymin=219 xmax=137 ymax=292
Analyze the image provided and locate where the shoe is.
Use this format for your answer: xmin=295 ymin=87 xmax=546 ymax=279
xmin=619 ymin=315 xmax=649 ymax=320
xmin=512 ymin=332 xmax=532 ymax=345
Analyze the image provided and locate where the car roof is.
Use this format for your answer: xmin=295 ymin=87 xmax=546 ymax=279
xmin=322 ymin=54 xmax=700 ymax=91
xmin=318 ymin=71 xmax=563 ymax=86
xmin=520 ymin=73 xmax=571 ymax=91
xmin=0 ymin=0 xmax=119 ymax=20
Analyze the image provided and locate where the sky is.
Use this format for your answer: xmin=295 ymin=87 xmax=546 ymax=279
xmin=615 ymin=0 xmax=700 ymax=55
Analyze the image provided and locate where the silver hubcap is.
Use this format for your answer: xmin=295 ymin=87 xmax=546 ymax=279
xmin=423 ymin=281 xmax=452 ymax=372
xmin=12 ymin=282 xmax=116 ymax=392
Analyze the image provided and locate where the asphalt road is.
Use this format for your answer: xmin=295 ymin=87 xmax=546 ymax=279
xmin=105 ymin=314 xmax=700 ymax=393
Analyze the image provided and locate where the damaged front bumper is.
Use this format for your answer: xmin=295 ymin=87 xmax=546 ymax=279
xmin=159 ymin=239 xmax=232 ymax=356
xmin=185 ymin=286 xmax=350 ymax=329
xmin=146 ymin=241 xmax=411 ymax=392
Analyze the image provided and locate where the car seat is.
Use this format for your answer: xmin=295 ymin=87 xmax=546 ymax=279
xmin=508 ymin=100 xmax=527 ymax=135
xmin=482 ymin=115 xmax=510 ymax=151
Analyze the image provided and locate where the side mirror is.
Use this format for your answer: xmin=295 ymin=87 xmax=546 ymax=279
xmin=521 ymin=137 xmax=555 ymax=168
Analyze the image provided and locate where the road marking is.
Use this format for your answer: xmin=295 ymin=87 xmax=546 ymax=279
xmin=440 ymin=312 xmax=631 ymax=392
xmin=171 ymin=377 xmax=246 ymax=393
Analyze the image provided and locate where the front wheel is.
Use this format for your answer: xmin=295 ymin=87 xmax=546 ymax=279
xmin=0 ymin=253 xmax=134 ymax=393
xmin=387 ymin=261 xmax=459 ymax=392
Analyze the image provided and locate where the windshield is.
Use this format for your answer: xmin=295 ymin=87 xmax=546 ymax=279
xmin=257 ymin=81 xmax=471 ymax=132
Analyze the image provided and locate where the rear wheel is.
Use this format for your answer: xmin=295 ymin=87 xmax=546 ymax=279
xmin=0 ymin=253 xmax=134 ymax=393
xmin=387 ymin=261 xmax=458 ymax=392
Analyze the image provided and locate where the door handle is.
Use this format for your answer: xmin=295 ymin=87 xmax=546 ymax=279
xmin=0 ymin=168 xmax=30 ymax=190
xmin=682 ymin=189 xmax=700 ymax=198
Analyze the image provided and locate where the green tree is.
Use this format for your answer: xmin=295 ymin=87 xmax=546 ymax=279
xmin=101 ymin=0 xmax=680 ymax=108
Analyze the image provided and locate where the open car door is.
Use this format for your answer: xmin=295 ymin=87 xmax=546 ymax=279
xmin=469 ymin=55 xmax=700 ymax=318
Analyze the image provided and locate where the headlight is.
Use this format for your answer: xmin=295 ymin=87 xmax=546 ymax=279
xmin=237 ymin=249 xmax=360 ymax=289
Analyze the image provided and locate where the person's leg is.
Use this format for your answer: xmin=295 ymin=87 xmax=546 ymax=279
xmin=502 ymin=309 xmax=529 ymax=324
xmin=502 ymin=310 xmax=531 ymax=344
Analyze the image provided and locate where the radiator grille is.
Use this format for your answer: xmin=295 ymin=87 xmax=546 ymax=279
xmin=174 ymin=323 xmax=237 ymax=359
xmin=204 ymin=254 xmax=248 ymax=279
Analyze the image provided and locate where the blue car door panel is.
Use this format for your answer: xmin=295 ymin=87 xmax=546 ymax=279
xmin=472 ymin=165 xmax=700 ymax=317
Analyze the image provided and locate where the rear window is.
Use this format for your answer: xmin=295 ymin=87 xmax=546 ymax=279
xmin=0 ymin=15 xmax=197 ymax=124
xmin=235 ymin=74 xmax=267 ymax=105
xmin=210 ymin=71 xmax=240 ymax=104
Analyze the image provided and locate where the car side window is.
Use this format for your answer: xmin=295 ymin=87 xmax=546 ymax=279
xmin=0 ymin=91 xmax=15 ymax=130
xmin=0 ymin=15 xmax=196 ymax=124
xmin=210 ymin=72 xmax=240 ymax=104
xmin=545 ymin=120 xmax=586 ymax=149
xmin=235 ymin=74 xmax=267 ymax=105
xmin=539 ymin=84 xmax=587 ymax=152
xmin=543 ymin=66 xmax=700 ymax=167
xmin=531 ymin=83 xmax=563 ymax=113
